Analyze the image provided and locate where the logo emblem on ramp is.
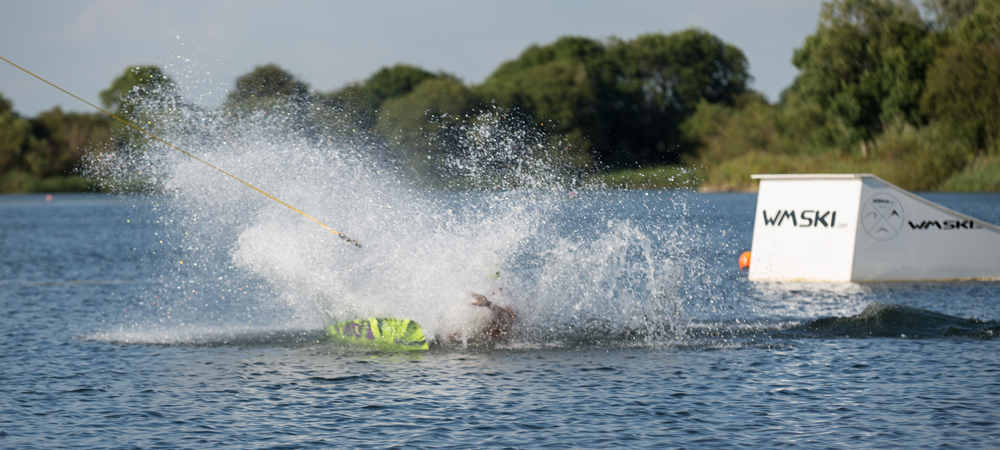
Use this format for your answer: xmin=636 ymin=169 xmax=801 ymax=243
xmin=861 ymin=193 xmax=904 ymax=240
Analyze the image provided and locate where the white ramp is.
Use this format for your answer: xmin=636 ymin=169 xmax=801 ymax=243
xmin=748 ymin=174 xmax=1000 ymax=282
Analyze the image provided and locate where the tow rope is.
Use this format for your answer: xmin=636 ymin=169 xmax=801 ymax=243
xmin=1 ymin=55 xmax=361 ymax=247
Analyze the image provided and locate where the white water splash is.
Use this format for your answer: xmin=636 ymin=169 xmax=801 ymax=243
xmin=86 ymin=81 xmax=694 ymax=347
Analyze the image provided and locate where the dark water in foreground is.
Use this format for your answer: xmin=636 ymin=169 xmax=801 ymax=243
xmin=2 ymin=192 xmax=999 ymax=449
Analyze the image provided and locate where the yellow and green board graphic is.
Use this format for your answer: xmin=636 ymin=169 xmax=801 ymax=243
xmin=327 ymin=318 xmax=429 ymax=351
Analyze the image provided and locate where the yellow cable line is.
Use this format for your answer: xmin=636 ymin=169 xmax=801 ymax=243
xmin=1 ymin=56 xmax=361 ymax=248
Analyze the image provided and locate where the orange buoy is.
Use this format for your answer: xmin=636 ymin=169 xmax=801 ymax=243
xmin=738 ymin=251 xmax=751 ymax=270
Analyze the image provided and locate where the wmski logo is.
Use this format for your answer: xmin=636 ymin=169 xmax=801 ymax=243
xmin=862 ymin=193 xmax=904 ymax=241
xmin=908 ymin=220 xmax=980 ymax=230
xmin=761 ymin=210 xmax=837 ymax=228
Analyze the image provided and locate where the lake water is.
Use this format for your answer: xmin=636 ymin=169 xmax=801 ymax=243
xmin=2 ymin=191 xmax=999 ymax=449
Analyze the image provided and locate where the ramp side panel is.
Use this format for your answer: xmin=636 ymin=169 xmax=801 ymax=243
xmin=852 ymin=177 xmax=1000 ymax=281
xmin=748 ymin=178 xmax=862 ymax=282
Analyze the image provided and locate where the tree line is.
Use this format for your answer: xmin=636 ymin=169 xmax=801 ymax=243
xmin=2 ymin=0 xmax=998 ymax=193
xmin=687 ymin=0 xmax=1000 ymax=191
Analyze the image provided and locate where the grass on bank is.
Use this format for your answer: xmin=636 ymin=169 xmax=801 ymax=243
xmin=0 ymin=171 xmax=157 ymax=194
xmin=0 ymin=171 xmax=95 ymax=194
xmin=938 ymin=154 xmax=1000 ymax=191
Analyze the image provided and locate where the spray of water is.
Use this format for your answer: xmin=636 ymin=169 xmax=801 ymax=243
xmin=85 ymin=78 xmax=697 ymax=348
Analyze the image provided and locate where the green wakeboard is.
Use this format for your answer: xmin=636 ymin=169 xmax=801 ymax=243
xmin=326 ymin=318 xmax=429 ymax=351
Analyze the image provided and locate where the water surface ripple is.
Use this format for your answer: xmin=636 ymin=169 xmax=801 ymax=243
xmin=2 ymin=193 xmax=999 ymax=449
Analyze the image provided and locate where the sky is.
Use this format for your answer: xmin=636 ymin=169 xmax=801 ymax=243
xmin=0 ymin=0 xmax=824 ymax=118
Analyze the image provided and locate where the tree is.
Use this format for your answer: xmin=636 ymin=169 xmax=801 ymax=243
xmin=225 ymin=63 xmax=309 ymax=105
xmin=223 ymin=64 xmax=309 ymax=123
xmin=956 ymin=0 xmax=1000 ymax=43
xmin=923 ymin=0 xmax=980 ymax=29
xmin=486 ymin=36 xmax=607 ymax=80
xmin=478 ymin=58 xmax=599 ymax=158
xmin=0 ymin=94 xmax=32 ymax=173
xmin=27 ymin=108 xmax=111 ymax=177
xmin=478 ymin=31 xmax=750 ymax=169
xmin=791 ymin=0 xmax=933 ymax=146
xmin=921 ymin=0 xmax=1000 ymax=152
xmin=478 ymin=36 xmax=606 ymax=170
xmin=311 ymin=84 xmax=367 ymax=132
xmin=362 ymin=64 xmax=437 ymax=108
xmin=596 ymin=29 xmax=751 ymax=167
xmin=100 ymin=65 xmax=175 ymax=114
xmin=100 ymin=65 xmax=180 ymax=151
xmin=375 ymin=76 xmax=479 ymax=181
xmin=0 ymin=94 xmax=111 ymax=190
xmin=356 ymin=64 xmax=440 ymax=131
xmin=682 ymin=90 xmax=848 ymax=167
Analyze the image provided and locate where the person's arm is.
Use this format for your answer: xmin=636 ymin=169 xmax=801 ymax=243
xmin=471 ymin=293 xmax=493 ymax=308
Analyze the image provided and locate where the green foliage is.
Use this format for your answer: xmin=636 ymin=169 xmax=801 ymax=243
xmin=683 ymin=0 xmax=993 ymax=193
xmin=705 ymin=152 xmax=864 ymax=191
xmin=865 ymin=120 xmax=970 ymax=190
xmin=610 ymin=30 xmax=750 ymax=115
xmin=480 ymin=59 xmax=595 ymax=131
xmin=375 ymin=76 xmax=479 ymax=182
xmin=225 ymin=64 xmax=309 ymax=105
xmin=310 ymin=84 xmax=368 ymax=135
xmin=479 ymin=30 xmax=750 ymax=170
xmin=939 ymin=154 xmax=1000 ymax=190
xmin=791 ymin=0 xmax=933 ymax=142
xmin=921 ymin=41 xmax=1000 ymax=153
xmin=10 ymin=12 xmax=1000 ymax=194
xmin=100 ymin=66 xmax=180 ymax=153
xmin=0 ymin=93 xmax=33 ymax=174
xmin=687 ymin=91 xmax=872 ymax=190
xmin=594 ymin=30 xmax=750 ymax=168
xmin=487 ymin=36 xmax=607 ymax=80
xmin=477 ymin=58 xmax=599 ymax=168
xmin=957 ymin=0 xmax=1000 ymax=43
xmin=682 ymin=91 xmax=849 ymax=169
xmin=0 ymin=170 xmax=93 ymax=193
xmin=362 ymin=64 xmax=438 ymax=108
xmin=352 ymin=64 xmax=439 ymax=131
xmin=28 ymin=108 xmax=111 ymax=177
xmin=315 ymin=64 xmax=441 ymax=136
xmin=693 ymin=118 xmax=969 ymax=191
xmin=477 ymin=37 xmax=608 ymax=168
xmin=99 ymin=66 xmax=174 ymax=113
xmin=584 ymin=165 xmax=702 ymax=189
xmin=920 ymin=0 xmax=1000 ymax=153
xmin=0 ymin=93 xmax=111 ymax=192
xmin=923 ymin=0 xmax=980 ymax=29
xmin=221 ymin=64 xmax=312 ymax=132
